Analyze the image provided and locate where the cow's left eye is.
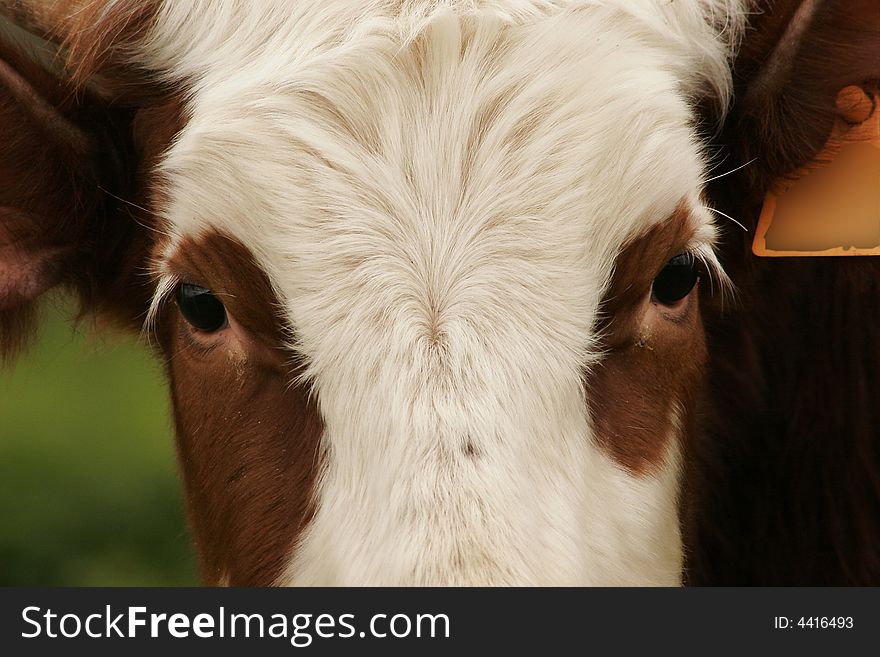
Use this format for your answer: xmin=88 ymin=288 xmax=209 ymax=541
xmin=652 ymin=253 xmax=698 ymax=305
xmin=176 ymin=283 xmax=228 ymax=332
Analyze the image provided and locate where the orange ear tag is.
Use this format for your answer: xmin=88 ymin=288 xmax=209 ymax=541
xmin=752 ymin=86 xmax=880 ymax=257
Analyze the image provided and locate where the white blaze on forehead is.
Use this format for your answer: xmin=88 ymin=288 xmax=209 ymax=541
xmin=143 ymin=0 xmax=739 ymax=584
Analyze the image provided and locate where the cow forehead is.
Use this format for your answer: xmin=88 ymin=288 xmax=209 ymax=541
xmin=154 ymin=6 xmax=712 ymax=372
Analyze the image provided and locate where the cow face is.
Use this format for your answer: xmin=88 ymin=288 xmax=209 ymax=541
xmin=0 ymin=0 xmax=743 ymax=585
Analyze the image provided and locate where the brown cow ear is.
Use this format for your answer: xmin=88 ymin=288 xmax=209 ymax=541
xmin=722 ymin=0 xmax=880 ymax=200
xmin=0 ymin=36 xmax=147 ymax=361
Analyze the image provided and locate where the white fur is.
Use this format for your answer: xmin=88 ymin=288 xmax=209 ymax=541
xmin=122 ymin=0 xmax=745 ymax=584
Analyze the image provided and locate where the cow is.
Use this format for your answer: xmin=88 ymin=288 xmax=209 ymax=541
xmin=3 ymin=0 xmax=873 ymax=586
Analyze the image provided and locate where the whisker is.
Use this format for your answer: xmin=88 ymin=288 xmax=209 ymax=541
xmin=704 ymin=157 xmax=757 ymax=183
xmin=96 ymin=185 xmax=173 ymax=238
xmin=97 ymin=185 xmax=150 ymax=214
xmin=707 ymin=206 xmax=747 ymax=232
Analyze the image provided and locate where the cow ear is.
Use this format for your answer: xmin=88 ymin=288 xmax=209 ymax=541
xmin=0 ymin=34 xmax=148 ymax=361
xmin=719 ymin=0 xmax=880 ymax=200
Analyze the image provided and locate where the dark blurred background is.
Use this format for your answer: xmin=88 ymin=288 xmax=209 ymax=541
xmin=0 ymin=294 xmax=196 ymax=585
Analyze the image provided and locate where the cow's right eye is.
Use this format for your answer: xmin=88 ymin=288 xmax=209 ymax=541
xmin=176 ymin=283 xmax=228 ymax=333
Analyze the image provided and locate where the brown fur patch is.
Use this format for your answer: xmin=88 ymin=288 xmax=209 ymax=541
xmin=61 ymin=0 xmax=165 ymax=103
xmin=0 ymin=34 xmax=115 ymax=358
xmin=157 ymin=232 xmax=323 ymax=586
xmin=588 ymin=205 xmax=708 ymax=475
xmin=89 ymin=94 xmax=188 ymax=332
xmin=0 ymin=2 xmax=183 ymax=353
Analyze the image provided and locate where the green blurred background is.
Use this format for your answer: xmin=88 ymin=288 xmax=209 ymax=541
xmin=0 ymin=295 xmax=197 ymax=585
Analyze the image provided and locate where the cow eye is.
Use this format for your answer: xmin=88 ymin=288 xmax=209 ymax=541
xmin=652 ymin=253 xmax=698 ymax=305
xmin=176 ymin=283 xmax=228 ymax=332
